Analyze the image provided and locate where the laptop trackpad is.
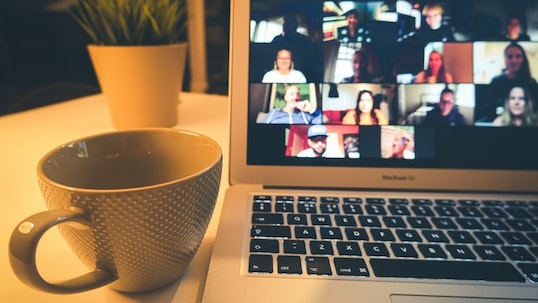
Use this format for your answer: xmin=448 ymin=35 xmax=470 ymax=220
xmin=391 ymin=295 xmax=535 ymax=303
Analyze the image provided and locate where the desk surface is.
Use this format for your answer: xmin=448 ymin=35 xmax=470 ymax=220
xmin=0 ymin=93 xmax=230 ymax=303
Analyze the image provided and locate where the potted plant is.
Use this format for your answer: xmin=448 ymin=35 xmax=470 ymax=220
xmin=70 ymin=0 xmax=189 ymax=129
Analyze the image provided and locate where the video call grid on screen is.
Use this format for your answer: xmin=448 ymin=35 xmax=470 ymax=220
xmin=245 ymin=0 xmax=538 ymax=170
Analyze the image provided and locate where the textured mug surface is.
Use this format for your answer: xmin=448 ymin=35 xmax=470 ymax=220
xmin=9 ymin=128 xmax=222 ymax=293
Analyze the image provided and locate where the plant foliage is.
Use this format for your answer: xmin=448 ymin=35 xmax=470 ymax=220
xmin=70 ymin=0 xmax=188 ymax=45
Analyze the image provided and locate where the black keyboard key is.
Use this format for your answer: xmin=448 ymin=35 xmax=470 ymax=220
xmin=456 ymin=218 xmax=483 ymax=230
xmin=321 ymin=196 xmax=339 ymax=203
xmin=343 ymin=197 xmax=362 ymax=204
xmin=388 ymin=198 xmax=409 ymax=205
xmin=252 ymin=213 xmax=284 ymax=224
xmin=482 ymin=207 xmax=509 ymax=218
xmin=275 ymin=202 xmax=294 ymax=212
xmin=334 ymin=258 xmax=370 ymax=277
xmin=457 ymin=206 xmax=483 ymax=218
xmin=253 ymin=195 xmax=272 ymax=202
xmin=422 ymin=230 xmax=449 ymax=243
xmin=507 ymin=219 xmax=535 ymax=231
xmin=396 ymin=229 xmax=423 ymax=242
xmin=249 ymin=254 xmax=273 ymax=273
xmin=366 ymin=198 xmax=385 ymax=204
xmin=253 ymin=201 xmax=271 ymax=212
xmin=365 ymin=204 xmax=387 ymax=215
xmin=391 ymin=243 xmax=419 ymax=258
xmin=407 ymin=217 xmax=432 ymax=229
xmin=505 ymin=207 xmax=533 ymax=219
xmin=335 ymin=215 xmax=357 ymax=227
xmin=502 ymin=246 xmax=536 ymax=262
xmin=295 ymin=226 xmax=317 ymax=239
xmin=383 ymin=216 xmax=407 ymax=228
xmin=275 ymin=195 xmax=293 ymax=202
xmin=283 ymin=240 xmax=306 ymax=254
xmin=481 ymin=218 xmax=509 ymax=230
xmin=434 ymin=206 xmax=459 ymax=217
xmin=458 ymin=199 xmax=480 ymax=206
xmin=311 ymin=214 xmax=332 ymax=226
xmin=306 ymin=257 xmax=332 ymax=275
xmin=297 ymin=202 xmax=317 ymax=213
xmin=251 ymin=225 xmax=291 ymax=238
xmin=446 ymin=245 xmax=477 ymax=260
xmin=474 ymin=245 xmax=506 ymax=261
xmin=411 ymin=205 xmax=435 ymax=216
xmin=371 ymin=228 xmax=395 ymax=241
xmin=358 ymin=215 xmax=382 ymax=227
xmin=388 ymin=205 xmax=411 ymax=216
xmin=517 ymin=263 xmax=538 ymax=282
xmin=250 ymin=239 xmax=279 ymax=253
xmin=435 ymin=199 xmax=456 ymax=206
xmin=320 ymin=227 xmax=343 ymax=240
xmin=474 ymin=231 xmax=505 ymax=244
xmin=287 ymin=213 xmax=307 ymax=225
xmin=299 ymin=196 xmax=316 ymax=203
xmin=320 ymin=203 xmax=340 ymax=214
xmin=345 ymin=228 xmax=369 ymax=241
xmin=277 ymin=256 xmax=302 ymax=274
xmin=431 ymin=217 xmax=458 ymax=229
xmin=342 ymin=203 xmax=363 ymax=214
xmin=364 ymin=242 xmax=390 ymax=257
xmin=448 ymin=230 xmax=477 ymax=244
xmin=411 ymin=199 xmax=433 ymax=205
xmin=336 ymin=241 xmax=362 ymax=256
xmin=500 ymin=232 xmax=532 ymax=245
xmin=418 ymin=244 xmax=447 ymax=259
xmin=310 ymin=241 xmax=334 ymax=255
xmin=369 ymin=259 xmax=525 ymax=282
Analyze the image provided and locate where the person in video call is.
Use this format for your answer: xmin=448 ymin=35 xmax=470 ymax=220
xmin=261 ymin=49 xmax=307 ymax=83
xmin=390 ymin=132 xmax=415 ymax=159
xmin=337 ymin=9 xmax=371 ymax=44
xmin=424 ymin=87 xmax=467 ymax=126
xmin=340 ymin=50 xmax=382 ymax=83
xmin=498 ymin=16 xmax=531 ymax=42
xmin=296 ymin=125 xmax=334 ymax=158
xmin=342 ymin=90 xmax=388 ymax=125
xmin=492 ymin=86 xmax=536 ymax=127
xmin=489 ymin=43 xmax=538 ymax=118
xmin=271 ymin=15 xmax=311 ymax=45
xmin=262 ymin=84 xmax=321 ymax=124
xmin=414 ymin=50 xmax=453 ymax=84
xmin=415 ymin=3 xmax=454 ymax=43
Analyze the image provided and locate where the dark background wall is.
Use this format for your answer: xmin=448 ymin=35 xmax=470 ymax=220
xmin=0 ymin=0 xmax=230 ymax=115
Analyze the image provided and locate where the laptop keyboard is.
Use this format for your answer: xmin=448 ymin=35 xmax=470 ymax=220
xmin=247 ymin=194 xmax=538 ymax=283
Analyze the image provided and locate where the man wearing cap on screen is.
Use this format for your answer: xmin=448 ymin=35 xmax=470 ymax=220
xmin=297 ymin=125 xmax=342 ymax=158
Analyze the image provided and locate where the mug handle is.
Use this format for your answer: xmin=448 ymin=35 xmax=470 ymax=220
xmin=9 ymin=207 xmax=117 ymax=294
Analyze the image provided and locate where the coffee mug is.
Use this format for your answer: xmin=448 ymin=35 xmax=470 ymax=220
xmin=9 ymin=128 xmax=222 ymax=294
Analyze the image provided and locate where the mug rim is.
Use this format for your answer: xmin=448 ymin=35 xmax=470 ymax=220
xmin=36 ymin=128 xmax=222 ymax=193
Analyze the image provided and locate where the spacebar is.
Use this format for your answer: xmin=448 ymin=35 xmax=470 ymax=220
xmin=370 ymin=259 xmax=525 ymax=282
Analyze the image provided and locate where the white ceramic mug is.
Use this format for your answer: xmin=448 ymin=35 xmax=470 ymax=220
xmin=9 ymin=128 xmax=222 ymax=294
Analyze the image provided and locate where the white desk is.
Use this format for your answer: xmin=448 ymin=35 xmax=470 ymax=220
xmin=0 ymin=93 xmax=229 ymax=303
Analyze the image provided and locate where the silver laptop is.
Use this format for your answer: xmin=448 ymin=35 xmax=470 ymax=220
xmin=202 ymin=1 xmax=538 ymax=302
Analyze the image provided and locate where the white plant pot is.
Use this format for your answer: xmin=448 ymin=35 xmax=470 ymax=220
xmin=88 ymin=43 xmax=187 ymax=129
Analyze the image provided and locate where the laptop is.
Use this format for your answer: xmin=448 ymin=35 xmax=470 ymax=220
xmin=202 ymin=0 xmax=538 ymax=302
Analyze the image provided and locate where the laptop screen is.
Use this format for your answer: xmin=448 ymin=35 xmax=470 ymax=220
xmin=246 ymin=0 xmax=538 ymax=171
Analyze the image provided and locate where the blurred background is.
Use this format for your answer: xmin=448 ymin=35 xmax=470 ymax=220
xmin=0 ymin=0 xmax=230 ymax=115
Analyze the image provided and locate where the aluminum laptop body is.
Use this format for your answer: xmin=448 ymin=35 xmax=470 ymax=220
xmin=202 ymin=1 xmax=538 ymax=302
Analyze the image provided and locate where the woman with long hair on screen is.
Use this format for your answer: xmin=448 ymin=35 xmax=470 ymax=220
xmin=414 ymin=50 xmax=453 ymax=84
xmin=490 ymin=43 xmax=538 ymax=118
xmin=342 ymin=90 xmax=388 ymax=125
xmin=492 ymin=86 xmax=536 ymax=126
